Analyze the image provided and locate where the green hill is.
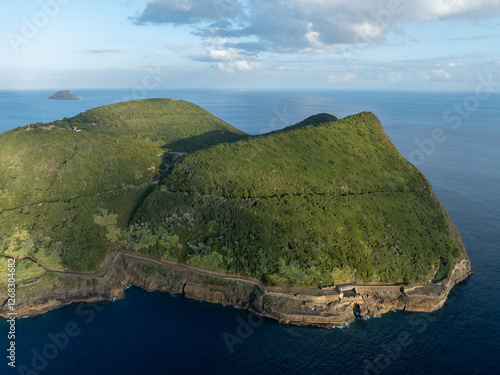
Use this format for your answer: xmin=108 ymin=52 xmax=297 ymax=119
xmin=275 ymin=113 xmax=339 ymax=132
xmin=131 ymin=112 xmax=466 ymax=285
xmin=0 ymin=99 xmax=467 ymax=286
xmin=65 ymin=98 xmax=247 ymax=151
xmin=1 ymin=99 xmax=246 ymax=208
xmin=0 ymin=99 xmax=247 ymax=271
xmin=166 ymin=112 xmax=422 ymax=198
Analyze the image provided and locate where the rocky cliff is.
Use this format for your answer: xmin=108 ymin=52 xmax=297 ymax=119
xmin=0 ymin=254 xmax=472 ymax=327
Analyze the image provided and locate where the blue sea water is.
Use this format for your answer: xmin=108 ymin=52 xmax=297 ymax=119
xmin=1 ymin=89 xmax=499 ymax=375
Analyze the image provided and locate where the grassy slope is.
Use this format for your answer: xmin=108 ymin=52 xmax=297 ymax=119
xmin=131 ymin=113 xmax=467 ymax=285
xmin=47 ymin=98 xmax=247 ymax=151
xmin=0 ymin=99 xmax=247 ymax=272
xmin=273 ymin=113 xmax=339 ymax=133
xmin=166 ymin=113 xmax=424 ymax=197
xmin=0 ymin=101 xmax=467 ymax=285
xmin=0 ymin=130 xmax=162 ymax=209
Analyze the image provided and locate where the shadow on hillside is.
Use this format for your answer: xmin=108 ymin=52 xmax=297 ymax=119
xmin=163 ymin=130 xmax=249 ymax=153
xmin=127 ymin=184 xmax=157 ymax=226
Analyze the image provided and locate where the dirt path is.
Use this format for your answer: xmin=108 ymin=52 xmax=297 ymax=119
xmin=9 ymin=249 xmax=401 ymax=300
xmin=3 ymin=146 xmax=408 ymax=296
xmin=93 ymin=151 xmax=188 ymax=198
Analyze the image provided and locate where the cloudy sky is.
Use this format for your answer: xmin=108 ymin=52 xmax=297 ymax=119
xmin=1 ymin=0 xmax=499 ymax=90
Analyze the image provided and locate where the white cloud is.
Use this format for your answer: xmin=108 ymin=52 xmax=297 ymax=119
xmin=328 ymin=73 xmax=357 ymax=82
xmin=196 ymin=38 xmax=260 ymax=73
xmin=132 ymin=0 xmax=500 ymax=87
xmin=322 ymin=53 xmax=497 ymax=86
xmin=389 ymin=72 xmax=403 ymax=83
xmin=87 ymin=47 xmax=122 ymax=54
xmin=135 ymin=0 xmax=500 ymax=53
xmin=134 ymin=0 xmax=243 ymax=24
xmin=431 ymin=69 xmax=451 ymax=79
xmin=206 ymin=39 xmax=241 ymax=61
xmin=217 ymin=60 xmax=260 ymax=73
xmin=417 ymin=0 xmax=500 ymax=20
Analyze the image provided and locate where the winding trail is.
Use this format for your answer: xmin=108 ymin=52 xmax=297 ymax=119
xmin=0 ymin=151 xmax=188 ymax=213
xmin=92 ymin=151 xmax=187 ymax=198
xmin=2 ymin=148 xmax=414 ymax=298
xmin=5 ymin=250 xmax=403 ymax=300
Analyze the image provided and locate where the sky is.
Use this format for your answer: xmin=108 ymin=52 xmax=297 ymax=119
xmin=0 ymin=0 xmax=499 ymax=91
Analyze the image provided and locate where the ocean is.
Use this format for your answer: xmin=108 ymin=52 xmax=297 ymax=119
xmin=1 ymin=89 xmax=499 ymax=374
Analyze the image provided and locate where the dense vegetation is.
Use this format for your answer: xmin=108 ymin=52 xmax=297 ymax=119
xmin=15 ymin=99 xmax=247 ymax=152
xmin=272 ymin=113 xmax=338 ymax=133
xmin=129 ymin=189 xmax=464 ymax=285
xmin=0 ymin=99 xmax=247 ymax=272
xmin=131 ymin=113 xmax=466 ymax=285
xmin=0 ymin=131 xmax=161 ymax=209
xmin=166 ymin=113 xmax=424 ymax=198
xmin=0 ymin=99 xmax=467 ymax=285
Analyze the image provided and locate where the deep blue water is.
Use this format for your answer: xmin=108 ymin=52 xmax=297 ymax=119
xmin=1 ymin=90 xmax=499 ymax=374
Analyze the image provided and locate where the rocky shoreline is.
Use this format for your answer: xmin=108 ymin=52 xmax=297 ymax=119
xmin=0 ymin=254 xmax=472 ymax=327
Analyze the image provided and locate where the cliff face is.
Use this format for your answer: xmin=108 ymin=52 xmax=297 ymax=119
xmin=251 ymin=258 xmax=472 ymax=326
xmin=0 ymin=254 xmax=472 ymax=327
xmin=0 ymin=254 xmax=254 ymax=319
